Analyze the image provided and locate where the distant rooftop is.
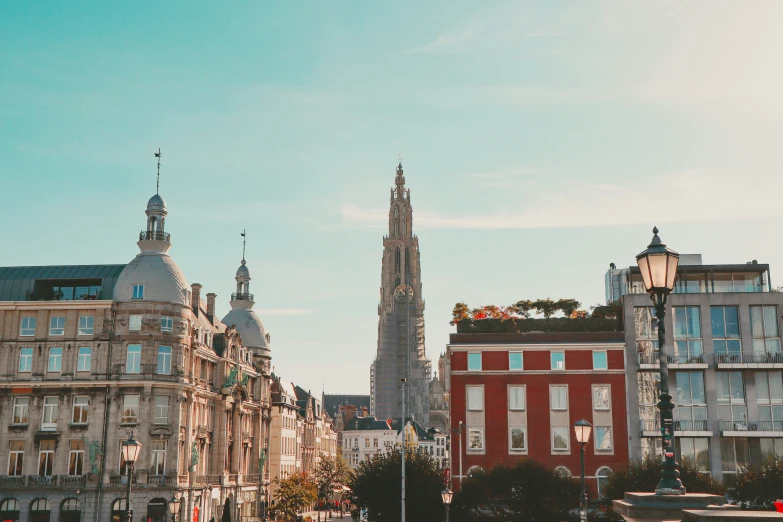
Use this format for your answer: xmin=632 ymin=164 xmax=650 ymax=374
xmin=324 ymin=394 xmax=371 ymax=417
xmin=0 ymin=264 xmax=127 ymax=302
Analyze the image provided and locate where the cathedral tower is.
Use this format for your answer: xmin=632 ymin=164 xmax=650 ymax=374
xmin=371 ymin=162 xmax=431 ymax=425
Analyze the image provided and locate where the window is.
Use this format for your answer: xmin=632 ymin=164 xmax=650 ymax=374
xmin=20 ymin=317 xmax=36 ymax=336
xmin=77 ymin=347 xmax=92 ymax=371
xmin=550 ymin=386 xmax=568 ymax=411
xmin=132 ymin=284 xmax=144 ymax=299
xmin=635 ymin=307 xmax=659 ymax=363
xmin=552 ymin=426 xmax=569 ymax=451
xmin=48 ymin=347 xmax=62 ymax=372
xmin=68 ymin=440 xmax=84 ymax=475
xmin=756 ymin=371 xmax=783 ymax=430
xmin=675 ymin=372 xmax=707 ymax=431
xmin=593 ymin=386 xmax=610 ymax=411
xmin=151 ymin=440 xmax=166 ymax=475
xmin=720 ymin=438 xmax=749 ymax=475
xmin=364 ymin=438 xmax=369 ymax=448
xmin=41 ymin=397 xmax=58 ymax=431
xmin=595 ymin=427 xmax=612 ymax=451
xmin=18 ymin=348 xmax=32 ymax=372
xmin=154 ymin=396 xmax=170 ymax=424
xmin=49 ymin=316 xmax=65 ymax=336
xmin=509 ymin=352 xmax=523 ymax=370
xmin=713 ymin=272 xmax=763 ymax=293
xmin=677 ymin=438 xmax=710 ymax=473
xmin=126 ymin=345 xmax=141 ymax=373
xmin=122 ymin=394 xmax=139 ymax=424
xmin=760 ymin=438 xmax=783 ymax=459
xmin=157 ymin=346 xmax=172 ymax=375
xmin=12 ymin=397 xmax=28 ymax=425
xmin=596 ymin=467 xmax=612 ymax=496
xmin=8 ymin=441 xmax=24 ymax=476
xmin=62 ymin=499 xmax=79 ymax=513
xmin=673 ymin=306 xmax=703 ymax=362
xmin=129 ymin=315 xmax=142 ymax=331
xmin=593 ymin=351 xmax=608 ymax=370
xmin=509 ymin=427 xmax=526 ymax=452
xmin=71 ymin=396 xmax=89 ymax=424
xmin=78 ymin=316 xmax=94 ymax=336
xmin=373 ymin=438 xmax=378 ymax=448
xmin=467 ymin=386 xmax=484 ymax=411
xmin=711 ymin=306 xmax=740 ymax=360
xmin=468 ymin=428 xmax=484 ymax=451
xmin=551 ymin=351 xmax=565 ymax=370
xmin=509 ymin=386 xmax=525 ymax=411
xmin=751 ymin=306 xmax=781 ymax=354
xmin=38 ymin=440 xmax=55 ymax=476
xmin=467 ymin=353 xmax=482 ymax=371
xmin=161 ymin=316 xmax=173 ymax=332
xmin=717 ymin=372 xmax=746 ymax=425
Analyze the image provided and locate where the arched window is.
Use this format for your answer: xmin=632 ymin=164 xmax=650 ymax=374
xmin=402 ymin=217 xmax=407 ymax=235
xmin=596 ymin=467 xmax=612 ymax=496
xmin=395 ymin=248 xmax=401 ymax=273
xmin=0 ymin=499 xmax=19 ymax=522
xmin=554 ymin=466 xmax=571 ymax=478
xmin=147 ymin=498 xmax=169 ymax=522
xmin=394 ymin=207 xmax=399 ymax=218
xmin=394 ymin=220 xmax=399 ymax=235
xmin=61 ymin=499 xmax=80 ymax=522
xmin=30 ymin=499 xmax=50 ymax=522
xmin=405 ymin=248 xmax=411 ymax=274
xmin=467 ymin=465 xmax=484 ymax=477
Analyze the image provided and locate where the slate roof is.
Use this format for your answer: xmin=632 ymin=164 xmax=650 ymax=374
xmin=0 ymin=264 xmax=127 ymax=301
xmin=324 ymin=394 xmax=371 ymax=417
xmin=343 ymin=416 xmax=391 ymax=431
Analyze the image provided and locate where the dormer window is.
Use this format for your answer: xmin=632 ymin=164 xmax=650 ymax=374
xmin=132 ymin=284 xmax=144 ymax=300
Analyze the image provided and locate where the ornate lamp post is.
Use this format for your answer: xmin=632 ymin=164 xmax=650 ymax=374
xmin=169 ymin=495 xmax=181 ymax=522
xmin=121 ymin=432 xmax=142 ymax=522
xmin=636 ymin=226 xmax=684 ymax=494
xmin=441 ymin=488 xmax=453 ymax=522
xmin=574 ymin=420 xmax=592 ymax=522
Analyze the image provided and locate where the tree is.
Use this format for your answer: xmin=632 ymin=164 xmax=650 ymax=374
xmin=511 ymin=299 xmax=533 ymax=318
xmin=450 ymin=302 xmax=470 ymax=325
xmin=349 ymin=446 xmax=444 ymax=522
xmin=532 ymin=298 xmax=560 ymax=319
xmin=452 ymin=459 xmax=580 ymax=522
xmin=556 ymin=299 xmax=581 ymax=318
xmin=314 ymin=452 xmax=353 ymax=508
xmin=729 ymin=455 xmax=783 ymax=510
xmin=271 ymin=471 xmax=318 ymax=522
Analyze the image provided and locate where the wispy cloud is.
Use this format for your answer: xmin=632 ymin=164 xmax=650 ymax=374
xmin=255 ymin=308 xmax=316 ymax=316
xmin=397 ymin=26 xmax=482 ymax=55
xmin=525 ymin=31 xmax=571 ymax=39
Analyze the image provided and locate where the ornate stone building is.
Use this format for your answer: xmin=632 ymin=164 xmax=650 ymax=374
xmin=371 ymin=162 xmax=431 ymax=426
xmin=0 ymin=188 xmax=273 ymax=522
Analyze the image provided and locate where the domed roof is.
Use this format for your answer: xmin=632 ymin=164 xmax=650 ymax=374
xmin=222 ymin=308 xmax=269 ymax=350
xmin=114 ymin=252 xmax=190 ymax=305
xmin=236 ymin=260 xmax=251 ymax=280
xmin=147 ymin=194 xmax=167 ymax=212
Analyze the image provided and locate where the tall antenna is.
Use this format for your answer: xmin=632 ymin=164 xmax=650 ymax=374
xmin=241 ymin=229 xmax=246 ymax=262
xmin=154 ymin=148 xmax=162 ymax=194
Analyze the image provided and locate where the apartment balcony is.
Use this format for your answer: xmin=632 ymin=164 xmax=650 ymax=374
xmin=109 ymin=474 xmax=137 ymax=485
xmin=714 ymin=352 xmax=783 ymax=369
xmin=639 ymin=420 xmax=713 ymax=437
xmin=720 ymin=420 xmax=783 ymax=436
xmin=59 ymin=475 xmax=86 ymax=487
xmin=638 ymin=352 xmax=708 ymax=370
xmin=139 ymin=230 xmax=170 ymax=242
xmin=245 ymin=473 xmax=261 ymax=484
xmin=147 ymin=475 xmax=175 ymax=486
xmin=111 ymin=364 xmax=183 ymax=381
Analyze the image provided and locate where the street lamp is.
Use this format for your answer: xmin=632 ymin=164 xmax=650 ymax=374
xmin=121 ymin=432 xmax=142 ymax=522
xmin=168 ymin=495 xmax=181 ymax=522
xmin=636 ymin=226 xmax=684 ymax=495
xmin=441 ymin=488 xmax=453 ymax=522
xmin=574 ymin=419 xmax=592 ymax=522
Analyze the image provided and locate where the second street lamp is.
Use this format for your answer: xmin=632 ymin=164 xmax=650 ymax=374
xmin=169 ymin=495 xmax=181 ymax=522
xmin=441 ymin=488 xmax=453 ymax=522
xmin=574 ymin=420 xmax=592 ymax=522
xmin=121 ymin=432 xmax=143 ymax=522
xmin=636 ymin=226 xmax=685 ymax=495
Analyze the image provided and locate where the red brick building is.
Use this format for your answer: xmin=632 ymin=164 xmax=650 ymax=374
xmin=447 ymin=331 xmax=629 ymax=496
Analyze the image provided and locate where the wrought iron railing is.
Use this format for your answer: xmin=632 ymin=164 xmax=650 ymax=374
xmin=60 ymin=475 xmax=86 ymax=487
xmin=715 ymin=352 xmax=783 ymax=364
xmin=638 ymin=353 xmax=706 ymax=365
xmin=147 ymin=475 xmax=175 ymax=485
xmin=231 ymin=292 xmax=254 ymax=302
xmin=720 ymin=420 xmax=783 ymax=432
xmin=640 ymin=420 xmax=710 ymax=432
xmin=139 ymin=230 xmax=171 ymax=242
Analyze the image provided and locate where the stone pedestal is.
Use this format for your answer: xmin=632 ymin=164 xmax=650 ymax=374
xmin=613 ymin=493 xmax=728 ymax=522
xmin=682 ymin=510 xmax=783 ymax=521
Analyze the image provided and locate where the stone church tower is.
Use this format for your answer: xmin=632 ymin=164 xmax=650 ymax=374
xmin=371 ymin=162 xmax=431 ymax=426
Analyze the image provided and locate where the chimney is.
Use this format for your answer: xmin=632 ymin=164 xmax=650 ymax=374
xmin=206 ymin=293 xmax=217 ymax=320
xmin=191 ymin=284 xmax=202 ymax=316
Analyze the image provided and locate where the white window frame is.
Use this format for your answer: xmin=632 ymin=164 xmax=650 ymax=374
xmin=157 ymin=346 xmax=172 ymax=375
xmin=467 ymin=386 xmax=484 ymax=412
xmin=509 ymin=426 xmax=527 ymax=452
xmin=467 ymin=352 xmax=482 ymax=371
xmin=77 ymin=347 xmax=92 ymax=372
xmin=151 ymin=440 xmax=167 ymax=475
xmin=509 ymin=351 xmax=523 ymax=371
xmin=594 ymin=426 xmax=612 ymax=451
xmin=132 ymin=284 xmax=144 ymax=299
xmin=20 ymin=317 xmax=36 ymax=336
xmin=552 ymin=426 xmax=569 ymax=451
xmin=550 ymin=385 xmax=568 ymax=411
xmin=551 ymin=351 xmax=566 ymax=370
xmin=38 ymin=441 xmax=55 ymax=476
xmin=78 ymin=315 xmax=94 ymax=336
xmin=72 ymin=396 xmax=89 ymax=424
xmin=8 ymin=441 xmax=24 ymax=476
xmin=154 ymin=396 xmax=170 ymax=425
xmin=41 ymin=396 xmax=59 ymax=431
xmin=593 ymin=350 xmax=608 ymax=370
xmin=49 ymin=316 xmax=65 ymax=336
xmin=12 ymin=397 xmax=29 ymax=425
xmin=129 ymin=315 xmax=142 ymax=331
xmin=467 ymin=427 xmax=484 ymax=452
xmin=122 ymin=394 xmax=139 ymax=424
xmin=126 ymin=345 xmax=141 ymax=374
xmin=48 ymin=347 xmax=63 ymax=372
xmin=509 ymin=386 xmax=526 ymax=411
xmin=18 ymin=347 xmax=32 ymax=372
xmin=68 ymin=440 xmax=85 ymax=476
xmin=161 ymin=316 xmax=173 ymax=332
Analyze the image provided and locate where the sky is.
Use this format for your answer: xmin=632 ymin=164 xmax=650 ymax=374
xmin=2 ymin=2 xmax=783 ymax=395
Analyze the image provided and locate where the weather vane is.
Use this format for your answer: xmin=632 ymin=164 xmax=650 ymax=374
xmin=241 ymin=229 xmax=246 ymax=262
xmin=154 ymin=148 xmax=162 ymax=194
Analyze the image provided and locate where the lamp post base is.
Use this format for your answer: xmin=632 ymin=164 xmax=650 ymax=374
xmin=613 ymin=492 xmax=726 ymax=522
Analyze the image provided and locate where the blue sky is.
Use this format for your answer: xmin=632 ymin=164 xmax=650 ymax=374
xmin=2 ymin=2 xmax=783 ymax=394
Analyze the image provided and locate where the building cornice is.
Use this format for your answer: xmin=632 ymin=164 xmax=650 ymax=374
xmin=0 ymin=300 xmax=113 ymax=311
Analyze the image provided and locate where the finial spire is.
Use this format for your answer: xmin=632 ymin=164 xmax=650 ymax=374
xmin=154 ymin=148 xmax=162 ymax=194
xmin=241 ymin=229 xmax=246 ymax=262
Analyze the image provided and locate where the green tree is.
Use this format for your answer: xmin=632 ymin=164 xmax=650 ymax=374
xmin=314 ymin=452 xmax=353 ymax=508
xmin=729 ymin=455 xmax=783 ymax=510
xmin=452 ymin=460 xmax=580 ymax=522
xmin=349 ymin=446 xmax=444 ymax=522
xmin=450 ymin=302 xmax=470 ymax=325
xmin=511 ymin=300 xmax=533 ymax=318
xmin=532 ymin=298 xmax=560 ymax=319
xmin=556 ymin=299 xmax=582 ymax=318
xmin=271 ymin=471 xmax=318 ymax=522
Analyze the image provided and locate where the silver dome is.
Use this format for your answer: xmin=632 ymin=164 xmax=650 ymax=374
xmin=147 ymin=194 xmax=167 ymax=212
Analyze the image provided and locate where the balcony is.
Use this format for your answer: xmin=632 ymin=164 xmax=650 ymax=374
xmin=139 ymin=230 xmax=170 ymax=242
xmin=111 ymin=364 xmax=182 ymax=381
xmin=147 ymin=475 xmax=175 ymax=486
xmin=231 ymin=292 xmax=254 ymax=302
xmin=640 ymin=420 xmax=712 ymax=436
xmin=0 ymin=475 xmax=25 ymax=487
xmin=638 ymin=352 xmax=708 ymax=369
xmin=714 ymin=352 xmax=783 ymax=368
xmin=720 ymin=420 xmax=783 ymax=435
xmin=245 ymin=473 xmax=261 ymax=484
xmin=110 ymin=474 xmax=137 ymax=485
xmin=60 ymin=475 xmax=86 ymax=487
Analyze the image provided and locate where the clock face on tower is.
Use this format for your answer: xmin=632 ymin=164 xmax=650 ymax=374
xmin=394 ymin=284 xmax=414 ymax=303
